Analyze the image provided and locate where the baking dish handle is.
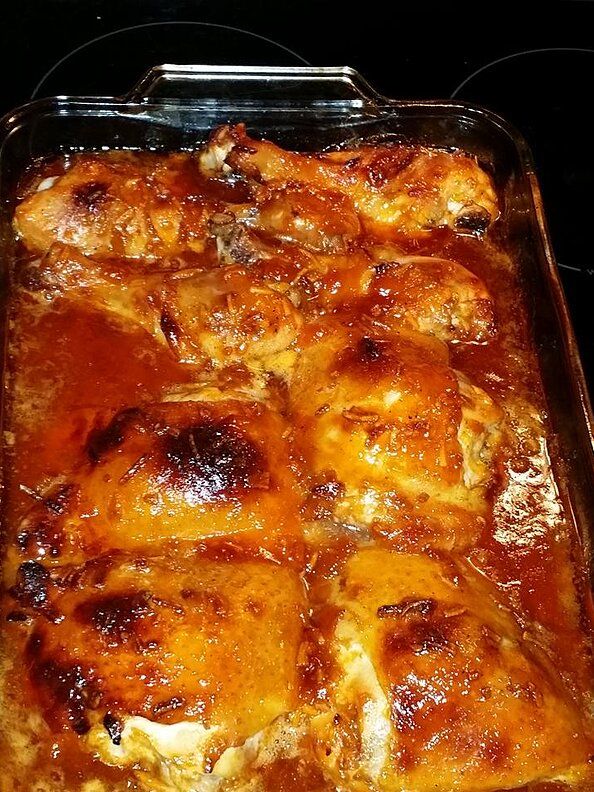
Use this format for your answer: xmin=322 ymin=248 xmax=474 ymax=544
xmin=124 ymin=65 xmax=384 ymax=105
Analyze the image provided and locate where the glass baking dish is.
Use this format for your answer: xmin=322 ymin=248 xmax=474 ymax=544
xmin=0 ymin=64 xmax=592 ymax=577
xmin=0 ymin=69 xmax=593 ymax=792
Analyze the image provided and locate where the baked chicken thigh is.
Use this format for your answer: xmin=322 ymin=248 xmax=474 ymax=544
xmin=13 ymin=399 xmax=303 ymax=566
xmin=291 ymin=322 xmax=503 ymax=548
xmin=311 ymin=547 xmax=591 ymax=791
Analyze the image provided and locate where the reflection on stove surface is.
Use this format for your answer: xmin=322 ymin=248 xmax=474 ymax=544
xmin=32 ymin=21 xmax=309 ymax=99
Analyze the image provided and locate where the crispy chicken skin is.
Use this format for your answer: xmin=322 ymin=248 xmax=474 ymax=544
xmin=13 ymin=400 xmax=303 ymax=564
xmin=291 ymin=322 xmax=502 ymax=548
xmin=313 ymin=547 xmax=591 ymax=790
xmin=200 ymin=124 xmax=499 ymax=236
xmin=13 ymin=554 xmax=305 ymax=744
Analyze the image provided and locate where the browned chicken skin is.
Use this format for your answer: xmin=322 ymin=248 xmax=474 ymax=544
xmin=291 ymin=321 xmax=502 ymax=549
xmin=13 ymin=553 xmax=305 ymax=742
xmin=13 ymin=152 xmax=251 ymax=260
xmin=15 ymin=127 xmax=498 ymax=261
xmin=285 ymin=247 xmax=496 ymax=344
xmin=12 ymin=399 xmax=303 ymax=566
xmin=312 ymin=548 xmax=591 ymax=791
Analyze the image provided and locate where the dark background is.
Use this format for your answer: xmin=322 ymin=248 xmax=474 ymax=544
xmin=1 ymin=0 xmax=593 ymax=392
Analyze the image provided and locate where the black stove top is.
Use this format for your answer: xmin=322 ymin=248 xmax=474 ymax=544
xmin=2 ymin=0 xmax=593 ymax=390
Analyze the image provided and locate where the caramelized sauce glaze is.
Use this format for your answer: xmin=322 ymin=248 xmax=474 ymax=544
xmin=1 ymin=138 xmax=592 ymax=791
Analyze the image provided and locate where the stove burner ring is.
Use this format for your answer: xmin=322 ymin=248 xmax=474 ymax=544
xmin=31 ymin=20 xmax=311 ymax=99
xmin=450 ymin=46 xmax=594 ymax=98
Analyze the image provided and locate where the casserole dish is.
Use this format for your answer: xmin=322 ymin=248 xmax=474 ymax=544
xmin=1 ymin=65 xmax=593 ymax=791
